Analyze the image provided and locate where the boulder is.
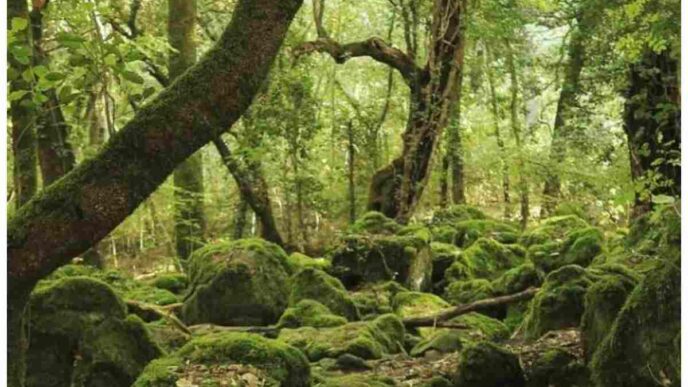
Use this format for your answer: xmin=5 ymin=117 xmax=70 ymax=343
xmin=350 ymin=281 xmax=406 ymax=317
xmin=289 ymin=268 xmax=359 ymax=321
xmin=278 ymin=300 xmax=347 ymax=328
xmin=445 ymin=279 xmax=494 ymax=305
xmin=528 ymin=227 xmax=604 ymax=273
xmin=147 ymin=273 xmax=188 ymax=294
xmin=491 ymin=262 xmax=542 ymax=296
xmin=452 ymin=342 xmax=525 ymax=387
xmin=349 ymin=211 xmax=402 ymax=235
xmin=134 ymin=332 xmax=310 ymax=387
xmin=431 ymin=205 xmax=487 ymax=225
xmin=519 ymin=215 xmax=589 ymax=247
xmin=527 ymin=348 xmax=589 ymax=387
xmin=452 ymin=219 xmax=519 ymax=248
xmin=287 ymin=252 xmax=331 ymax=272
xmin=445 ymin=238 xmax=525 ymax=282
xmin=392 ymin=291 xmax=449 ymax=337
xmin=182 ymin=238 xmax=290 ymax=326
xmin=430 ymin=242 xmax=462 ymax=285
xmin=26 ymin=277 xmax=162 ymax=387
xmin=410 ymin=313 xmax=509 ymax=356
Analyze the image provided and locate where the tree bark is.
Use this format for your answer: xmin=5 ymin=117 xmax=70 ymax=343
xmin=169 ymin=0 xmax=206 ymax=261
xmin=624 ymin=49 xmax=680 ymax=218
xmin=347 ymin=121 xmax=357 ymax=224
xmin=7 ymin=1 xmax=302 ymax=385
xmin=8 ymin=0 xmax=38 ymax=209
xmin=232 ymin=197 xmax=249 ymax=239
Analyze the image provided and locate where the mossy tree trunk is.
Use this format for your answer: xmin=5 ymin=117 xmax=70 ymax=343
xmin=347 ymin=120 xmax=357 ymax=224
xmin=232 ymin=197 xmax=250 ymax=239
xmin=8 ymin=0 xmax=38 ymax=209
xmin=7 ymin=1 xmax=302 ymax=385
xmin=168 ymin=0 xmax=207 ymax=261
xmin=624 ymin=49 xmax=680 ymax=218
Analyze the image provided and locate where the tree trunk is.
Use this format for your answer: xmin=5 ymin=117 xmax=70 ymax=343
xmin=347 ymin=121 xmax=357 ymax=223
xmin=624 ymin=49 xmax=680 ymax=218
xmin=7 ymin=1 xmax=302 ymax=385
xmin=169 ymin=0 xmax=206 ymax=261
xmin=213 ymin=137 xmax=285 ymax=248
xmin=439 ymin=141 xmax=449 ymax=208
xmin=8 ymin=0 xmax=38 ymax=209
xmin=232 ymin=197 xmax=249 ymax=239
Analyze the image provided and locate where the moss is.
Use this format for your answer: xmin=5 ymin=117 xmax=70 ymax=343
xmin=527 ymin=348 xmax=589 ymax=387
xmin=26 ymin=277 xmax=161 ymax=387
xmin=491 ymin=262 xmax=542 ymax=296
xmin=134 ymin=332 xmax=310 ymax=387
xmin=590 ymin=257 xmax=680 ymax=387
xmin=145 ymin=319 xmax=190 ymax=353
xmin=410 ymin=313 xmax=509 ymax=356
xmin=552 ymin=201 xmax=592 ymax=223
xmin=422 ymin=376 xmax=453 ymax=387
xmin=287 ymin=252 xmax=331 ymax=272
xmin=452 ymin=341 xmax=525 ymax=387
xmin=315 ymin=373 xmax=395 ymax=387
xmin=148 ymin=273 xmax=188 ymax=294
xmin=431 ymin=242 xmax=462 ymax=283
xmin=519 ymin=215 xmax=589 ymax=247
xmin=349 ymin=211 xmax=402 ymax=235
xmin=278 ymin=314 xmax=405 ymax=361
xmin=350 ymin=281 xmax=406 ymax=317
xmin=182 ymin=238 xmax=290 ymax=325
xmin=430 ymin=225 xmax=459 ymax=244
xmin=528 ymin=227 xmax=604 ymax=274
xmin=330 ymin=233 xmax=433 ymax=291
xmin=446 ymin=238 xmax=524 ymax=281
xmin=521 ymin=265 xmax=593 ymax=340
xmin=453 ymin=219 xmax=519 ymax=248
xmin=278 ymin=300 xmax=348 ymax=328
xmin=431 ymin=205 xmax=487 ymax=225
xmin=445 ymin=279 xmax=494 ymax=305
xmin=392 ymin=291 xmax=449 ymax=337
xmin=289 ymin=268 xmax=359 ymax=321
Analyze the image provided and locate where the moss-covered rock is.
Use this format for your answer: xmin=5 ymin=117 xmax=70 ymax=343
xmin=445 ymin=279 xmax=494 ymax=305
xmin=26 ymin=277 xmax=162 ymax=387
xmin=278 ymin=314 xmax=405 ymax=361
xmin=182 ymin=238 xmax=290 ymax=326
xmin=431 ymin=205 xmax=487 ymax=225
xmin=392 ymin=291 xmax=449 ymax=337
xmin=289 ymin=268 xmax=359 ymax=321
xmin=519 ymin=215 xmax=589 ymax=247
xmin=145 ymin=319 xmax=190 ymax=353
xmin=134 ymin=332 xmax=310 ymax=387
xmin=147 ymin=273 xmax=188 ymax=294
xmin=287 ymin=252 xmax=331 ymax=272
xmin=452 ymin=341 xmax=525 ymax=387
xmin=431 ymin=242 xmax=463 ymax=284
xmin=521 ymin=265 xmax=593 ymax=340
xmin=590 ymin=257 xmax=680 ymax=387
xmin=349 ymin=211 xmax=403 ymax=235
xmin=350 ymin=281 xmax=406 ymax=317
xmin=527 ymin=348 xmax=589 ymax=387
xmin=445 ymin=238 xmax=524 ymax=282
xmin=410 ymin=313 xmax=509 ymax=356
xmin=491 ymin=262 xmax=542 ymax=296
xmin=528 ymin=227 xmax=604 ymax=273
xmin=330 ymin=232 xmax=433 ymax=291
xmin=314 ymin=373 xmax=395 ymax=387
xmin=453 ymin=219 xmax=520 ymax=248
xmin=278 ymin=300 xmax=347 ymax=328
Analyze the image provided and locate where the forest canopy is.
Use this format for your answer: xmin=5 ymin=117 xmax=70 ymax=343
xmin=4 ymin=0 xmax=681 ymax=386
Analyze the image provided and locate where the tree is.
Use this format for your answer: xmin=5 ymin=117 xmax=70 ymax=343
xmin=7 ymin=0 xmax=302 ymax=384
xmin=298 ymin=0 xmax=469 ymax=223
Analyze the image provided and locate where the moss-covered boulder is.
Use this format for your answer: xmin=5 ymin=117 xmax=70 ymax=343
xmin=349 ymin=211 xmax=402 ymax=235
xmin=26 ymin=277 xmax=162 ymax=387
xmin=521 ymin=265 xmax=593 ymax=340
xmin=182 ymin=238 xmax=290 ymax=326
xmin=445 ymin=238 xmax=524 ymax=282
xmin=145 ymin=319 xmax=190 ymax=353
xmin=431 ymin=205 xmax=487 ymax=225
xmin=528 ymin=227 xmax=604 ymax=273
xmin=580 ymin=271 xmax=638 ymax=361
xmin=314 ymin=373 xmax=395 ymax=387
xmin=452 ymin=341 xmax=525 ymax=387
xmin=410 ymin=313 xmax=509 ymax=356
xmin=527 ymin=348 xmax=589 ymax=387
xmin=287 ymin=252 xmax=331 ymax=272
xmin=278 ymin=300 xmax=347 ymax=328
xmin=519 ymin=215 xmax=589 ymax=247
xmin=350 ymin=281 xmax=406 ymax=317
xmin=492 ymin=262 xmax=542 ymax=296
xmin=134 ymin=332 xmax=310 ymax=387
xmin=392 ymin=291 xmax=449 ymax=337
xmin=289 ymin=268 xmax=359 ymax=321
xmin=431 ymin=242 xmax=462 ymax=285
xmin=147 ymin=273 xmax=188 ymax=294
xmin=452 ymin=219 xmax=520 ymax=248
xmin=590 ymin=257 xmax=680 ymax=387
xmin=278 ymin=314 xmax=405 ymax=361
xmin=445 ymin=279 xmax=494 ymax=305
xmin=330 ymin=232 xmax=433 ymax=291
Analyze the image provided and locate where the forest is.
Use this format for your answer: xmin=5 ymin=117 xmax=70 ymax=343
xmin=4 ymin=0 xmax=681 ymax=385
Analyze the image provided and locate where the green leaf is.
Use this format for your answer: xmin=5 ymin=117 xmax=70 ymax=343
xmin=651 ymin=194 xmax=675 ymax=205
xmin=121 ymin=71 xmax=145 ymax=84
xmin=11 ymin=17 xmax=28 ymax=31
xmin=104 ymin=54 xmax=118 ymax=67
xmin=44 ymin=72 xmax=65 ymax=82
xmin=8 ymin=90 xmax=29 ymax=102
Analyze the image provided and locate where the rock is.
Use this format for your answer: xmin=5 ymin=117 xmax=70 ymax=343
xmin=452 ymin=341 xmax=525 ymax=387
xmin=445 ymin=279 xmax=494 ymax=305
xmin=351 ymin=281 xmax=406 ymax=317
xmin=452 ymin=219 xmax=520 ymax=248
xmin=590 ymin=257 xmax=680 ymax=387
xmin=349 ymin=211 xmax=403 ymax=235
xmin=527 ymin=348 xmax=589 ymax=387
xmin=26 ymin=277 xmax=162 ymax=387
xmin=278 ymin=314 xmax=405 ymax=361
xmin=277 ymin=299 xmax=347 ymax=328
xmin=410 ymin=312 xmax=509 ymax=356
xmin=445 ymin=238 xmax=525 ymax=282
xmin=182 ymin=238 xmax=290 ymax=326
xmin=287 ymin=252 xmax=331 ymax=272
xmin=431 ymin=205 xmax=487 ymax=225
xmin=491 ymin=262 xmax=542 ymax=296
xmin=528 ymin=227 xmax=604 ymax=273
xmin=147 ymin=272 xmax=188 ymax=294
xmin=315 ymin=373 xmax=395 ymax=387
xmin=423 ymin=376 xmax=453 ymax=387
xmin=134 ymin=332 xmax=310 ymax=387
xmin=334 ymin=353 xmax=372 ymax=371
xmin=392 ymin=291 xmax=450 ymax=337
xmin=289 ymin=268 xmax=359 ymax=321
xmin=519 ymin=215 xmax=589 ymax=247
xmin=145 ymin=319 xmax=190 ymax=353
xmin=430 ymin=242 xmax=462 ymax=285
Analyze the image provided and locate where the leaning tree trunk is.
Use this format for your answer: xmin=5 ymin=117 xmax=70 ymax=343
xmin=169 ymin=0 xmax=206 ymax=261
xmin=624 ymin=49 xmax=680 ymax=218
xmin=7 ymin=1 xmax=301 ymax=385
xmin=8 ymin=0 xmax=38 ymax=209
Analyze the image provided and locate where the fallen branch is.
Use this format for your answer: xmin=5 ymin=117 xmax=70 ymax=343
xmin=126 ymin=300 xmax=191 ymax=336
xmin=188 ymin=324 xmax=281 ymax=337
xmin=403 ymin=287 xmax=539 ymax=328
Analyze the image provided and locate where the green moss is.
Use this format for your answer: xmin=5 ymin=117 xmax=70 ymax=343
xmin=287 ymin=252 xmax=331 ymax=272
xmin=446 ymin=238 xmax=524 ymax=281
xmin=445 ymin=279 xmax=494 ymax=305
xmin=410 ymin=313 xmax=509 ymax=356
xmin=278 ymin=300 xmax=348 ymax=328
xmin=453 ymin=341 xmax=525 ymax=387
xmin=521 ymin=265 xmax=593 ymax=340
xmin=519 ymin=215 xmax=589 ymax=247
xmin=134 ymin=332 xmax=310 ymax=387
xmin=453 ymin=219 xmax=519 ymax=248
xmin=349 ymin=211 xmax=402 ymax=235
xmin=278 ymin=314 xmax=405 ymax=361
xmin=422 ymin=376 xmax=453 ymax=387
xmin=182 ymin=238 xmax=290 ymax=325
xmin=350 ymin=281 xmax=406 ymax=317
xmin=528 ymin=227 xmax=604 ymax=273
xmin=430 ymin=225 xmax=459 ymax=244
xmin=552 ymin=202 xmax=592 ymax=223
xmin=590 ymin=257 xmax=680 ymax=387
xmin=491 ymin=262 xmax=542 ymax=296
xmin=289 ymin=268 xmax=359 ymax=321
xmin=148 ymin=273 xmax=188 ymax=294
xmin=145 ymin=319 xmax=190 ymax=353
xmin=527 ymin=348 xmax=589 ymax=387
xmin=392 ymin=291 xmax=449 ymax=338
xmin=315 ymin=373 xmax=395 ymax=387
xmin=431 ymin=205 xmax=487 ymax=225
xmin=431 ymin=242 xmax=462 ymax=284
